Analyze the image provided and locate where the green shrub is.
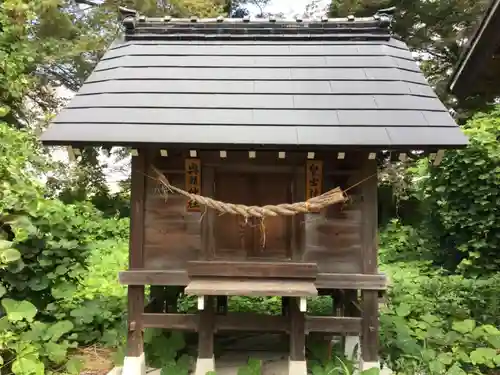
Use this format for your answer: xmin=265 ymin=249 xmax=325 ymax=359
xmin=379 ymin=219 xmax=431 ymax=264
xmin=381 ymin=264 xmax=500 ymax=374
xmin=423 ymin=108 xmax=500 ymax=274
xmin=0 ymin=122 xmax=128 ymax=373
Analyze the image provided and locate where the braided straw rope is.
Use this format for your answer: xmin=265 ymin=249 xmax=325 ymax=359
xmin=152 ymin=166 xmax=347 ymax=218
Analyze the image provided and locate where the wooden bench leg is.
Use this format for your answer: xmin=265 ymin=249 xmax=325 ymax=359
xmin=289 ymin=297 xmax=307 ymax=375
xmin=195 ymin=296 xmax=215 ymax=375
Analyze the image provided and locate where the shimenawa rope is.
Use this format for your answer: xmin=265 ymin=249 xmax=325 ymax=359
xmin=152 ymin=166 xmax=348 ymax=218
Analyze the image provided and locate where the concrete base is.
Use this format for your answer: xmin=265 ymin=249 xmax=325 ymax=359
xmin=344 ymin=336 xmax=360 ymax=361
xmin=288 ymin=360 xmax=307 ymax=375
xmin=361 ymin=360 xmax=381 ymax=371
xmin=194 ymin=356 xmax=215 ymax=375
xmin=122 ymin=353 xmax=146 ymax=375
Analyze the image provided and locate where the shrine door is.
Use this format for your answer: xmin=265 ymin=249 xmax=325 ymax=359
xmin=214 ymin=172 xmax=293 ymax=260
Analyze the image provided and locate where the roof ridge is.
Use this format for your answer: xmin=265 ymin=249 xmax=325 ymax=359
xmin=120 ymin=8 xmax=395 ymax=41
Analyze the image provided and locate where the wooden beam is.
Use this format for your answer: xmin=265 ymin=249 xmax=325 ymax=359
xmin=306 ymin=316 xmax=362 ymax=334
xmin=143 ymin=313 xmax=199 ymax=330
xmin=186 ymin=260 xmax=318 ymax=279
xmin=119 ymin=270 xmax=189 ymax=286
xmin=315 ymin=273 xmax=387 ymax=290
xmin=120 ymin=270 xmax=388 ymax=291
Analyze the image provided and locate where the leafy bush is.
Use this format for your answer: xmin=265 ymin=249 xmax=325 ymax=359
xmin=380 ymin=264 xmax=500 ymax=374
xmin=379 ymin=219 xmax=431 ymax=264
xmin=423 ymin=108 xmax=500 ymax=274
xmin=0 ymin=122 xmax=128 ymax=373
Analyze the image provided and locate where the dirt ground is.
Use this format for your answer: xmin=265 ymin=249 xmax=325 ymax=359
xmin=74 ymin=345 xmax=116 ymax=375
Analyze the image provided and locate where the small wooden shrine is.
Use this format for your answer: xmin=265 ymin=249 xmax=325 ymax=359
xmin=41 ymin=7 xmax=467 ymax=375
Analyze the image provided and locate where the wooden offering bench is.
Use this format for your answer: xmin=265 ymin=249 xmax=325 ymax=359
xmin=40 ymin=7 xmax=468 ymax=375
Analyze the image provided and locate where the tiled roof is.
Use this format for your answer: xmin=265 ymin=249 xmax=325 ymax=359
xmin=41 ymin=11 xmax=467 ymax=149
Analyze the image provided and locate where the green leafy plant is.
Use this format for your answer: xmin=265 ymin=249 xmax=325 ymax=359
xmin=380 ymin=263 xmax=500 ymax=375
xmin=0 ymin=121 xmax=128 ymax=373
xmin=423 ymin=108 xmax=500 ymax=275
xmin=237 ymin=358 xmax=262 ymax=375
xmin=143 ymin=329 xmax=193 ymax=374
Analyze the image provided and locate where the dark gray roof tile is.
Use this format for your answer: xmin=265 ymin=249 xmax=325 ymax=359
xmin=386 ymin=127 xmax=468 ymax=146
xmin=337 ymin=110 xmax=428 ymax=126
xmin=69 ymin=93 xmax=296 ymax=109
xmin=381 ymin=44 xmax=415 ymax=60
xmin=422 ymin=111 xmax=458 ymax=126
xmin=41 ymin=123 xmax=299 ymax=145
xmin=373 ymin=95 xmax=448 ymax=111
xmin=296 ymin=126 xmax=391 ymax=146
xmin=363 ymin=68 xmax=427 ymax=84
xmin=328 ymin=81 xmax=411 ymax=95
xmin=394 ymin=57 xmax=420 ymax=72
xmin=408 ymin=83 xmax=438 ymax=97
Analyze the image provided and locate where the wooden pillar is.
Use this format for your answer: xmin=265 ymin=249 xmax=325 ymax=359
xmin=289 ymin=297 xmax=306 ymax=361
xmin=360 ymin=160 xmax=379 ymax=364
xmin=201 ymin=167 xmax=215 ymax=260
xmin=291 ymin=167 xmax=305 ymax=261
xmin=127 ymin=149 xmax=147 ymax=358
xmin=198 ymin=296 xmax=215 ymax=358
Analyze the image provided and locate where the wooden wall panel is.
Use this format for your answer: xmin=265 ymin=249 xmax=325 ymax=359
xmin=144 ymin=162 xmax=201 ymax=271
xmin=303 ymin=172 xmax=363 ymax=274
xmin=142 ymin=151 xmax=367 ymax=275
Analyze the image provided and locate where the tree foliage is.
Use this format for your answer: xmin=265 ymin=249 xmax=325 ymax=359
xmin=328 ymin=0 xmax=490 ymax=108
